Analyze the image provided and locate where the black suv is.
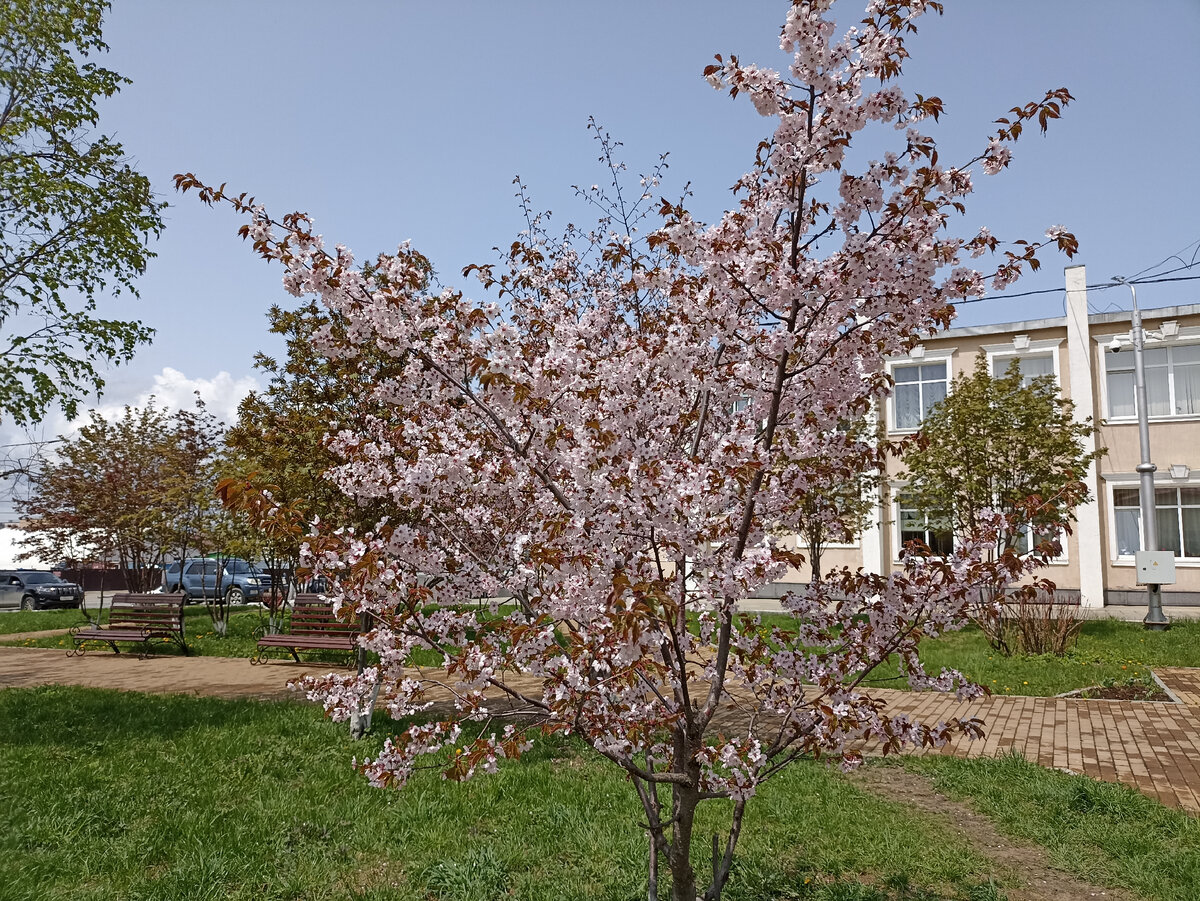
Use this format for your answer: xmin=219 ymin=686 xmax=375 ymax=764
xmin=0 ymin=570 xmax=84 ymax=610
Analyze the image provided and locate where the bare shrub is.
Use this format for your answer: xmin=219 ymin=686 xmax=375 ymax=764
xmin=975 ymin=588 xmax=1082 ymax=657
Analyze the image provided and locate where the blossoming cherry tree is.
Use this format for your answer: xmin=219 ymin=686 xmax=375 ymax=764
xmin=181 ymin=2 xmax=1076 ymax=898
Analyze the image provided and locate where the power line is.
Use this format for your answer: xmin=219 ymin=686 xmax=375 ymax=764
xmin=1129 ymin=261 xmax=1199 ymax=281
xmin=953 ymin=272 xmax=1200 ymax=308
xmin=1129 ymin=275 xmax=1200 ymax=287
xmin=0 ymin=438 xmax=61 ymax=450
xmin=953 ymin=285 xmax=1063 ymax=304
xmin=1129 ymin=237 xmax=1200 ymax=281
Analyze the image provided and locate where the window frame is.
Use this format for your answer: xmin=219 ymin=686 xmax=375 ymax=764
xmin=1009 ymin=520 xmax=1070 ymax=565
xmin=892 ymin=490 xmax=954 ymax=561
xmin=1098 ymin=332 xmax=1200 ymax=423
xmin=885 ymin=347 xmax=955 ymax=434
xmin=890 ymin=489 xmax=1068 ymax=565
xmin=984 ymin=337 xmax=1063 ymax=390
xmin=1108 ymin=481 xmax=1200 ymax=565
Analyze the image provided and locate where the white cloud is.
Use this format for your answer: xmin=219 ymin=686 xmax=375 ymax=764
xmin=32 ymin=367 xmax=262 ymax=441
xmin=90 ymin=367 xmax=260 ymax=429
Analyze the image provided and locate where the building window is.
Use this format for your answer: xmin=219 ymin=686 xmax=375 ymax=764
xmin=897 ymin=495 xmax=953 ymax=556
xmin=1012 ymin=522 xmax=1061 ymax=557
xmin=1106 ymin=343 xmax=1200 ymax=419
xmin=991 ymin=352 xmax=1055 ymax=387
xmin=893 ymin=362 xmax=947 ymax=430
xmin=1112 ymin=486 xmax=1200 ymax=558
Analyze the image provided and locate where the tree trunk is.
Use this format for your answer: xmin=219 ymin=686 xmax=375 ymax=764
xmin=350 ymin=621 xmax=380 ymax=740
xmin=668 ymin=782 xmax=700 ymax=901
xmin=647 ymin=830 xmax=659 ymax=901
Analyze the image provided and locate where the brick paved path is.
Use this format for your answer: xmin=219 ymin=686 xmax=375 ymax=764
xmin=878 ymin=680 xmax=1200 ymax=812
xmin=2 ymin=646 xmax=1198 ymax=813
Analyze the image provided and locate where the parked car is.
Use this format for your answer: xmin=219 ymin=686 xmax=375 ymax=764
xmin=299 ymin=574 xmax=329 ymax=594
xmin=162 ymin=557 xmax=272 ymax=604
xmin=0 ymin=570 xmax=84 ymax=610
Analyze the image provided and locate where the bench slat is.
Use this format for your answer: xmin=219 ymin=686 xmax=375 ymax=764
xmin=258 ymin=635 xmax=355 ymax=649
xmin=254 ymin=594 xmax=360 ymax=662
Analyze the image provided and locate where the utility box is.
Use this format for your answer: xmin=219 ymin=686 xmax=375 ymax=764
xmin=1135 ymin=550 xmax=1176 ymax=585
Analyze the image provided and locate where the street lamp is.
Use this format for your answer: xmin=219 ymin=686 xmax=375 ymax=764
xmin=1113 ymin=276 xmax=1171 ymax=631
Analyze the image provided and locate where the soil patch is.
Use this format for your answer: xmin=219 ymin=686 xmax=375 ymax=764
xmin=850 ymin=764 xmax=1137 ymax=901
xmin=1057 ymin=684 xmax=1171 ymax=702
xmin=1085 ymin=685 xmax=1171 ymax=702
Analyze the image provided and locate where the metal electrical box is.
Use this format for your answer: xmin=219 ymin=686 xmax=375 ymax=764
xmin=1135 ymin=550 xmax=1177 ymax=585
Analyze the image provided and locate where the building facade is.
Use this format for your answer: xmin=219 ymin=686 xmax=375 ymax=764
xmin=766 ymin=264 xmax=1200 ymax=608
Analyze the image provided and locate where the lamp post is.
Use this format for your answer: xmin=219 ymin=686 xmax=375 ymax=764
xmin=1114 ymin=277 xmax=1170 ymax=630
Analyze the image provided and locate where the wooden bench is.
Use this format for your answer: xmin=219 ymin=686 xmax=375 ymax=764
xmin=69 ymin=592 xmax=188 ymax=656
xmin=252 ymin=594 xmax=360 ymax=664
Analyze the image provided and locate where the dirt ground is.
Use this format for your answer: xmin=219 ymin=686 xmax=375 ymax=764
xmin=0 ymin=645 xmax=305 ymax=700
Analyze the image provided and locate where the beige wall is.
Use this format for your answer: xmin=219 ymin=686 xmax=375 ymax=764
xmin=874 ymin=322 xmax=1080 ymax=589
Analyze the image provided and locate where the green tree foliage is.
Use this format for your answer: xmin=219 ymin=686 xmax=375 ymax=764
xmin=226 ymin=301 xmax=355 ymax=537
xmin=158 ymin=398 xmax=222 ymax=569
xmin=0 ymin=0 xmax=165 ymax=424
xmin=17 ymin=398 xmax=218 ymax=591
xmin=224 ymin=299 xmax=406 ymax=574
xmin=901 ymin=352 xmax=1101 ymax=556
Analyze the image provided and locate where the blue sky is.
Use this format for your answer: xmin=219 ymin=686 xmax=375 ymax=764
xmin=47 ymin=0 xmax=1200 ymax=430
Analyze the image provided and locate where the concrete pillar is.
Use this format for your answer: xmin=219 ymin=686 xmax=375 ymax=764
xmin=1065 ymin=264 xmax=1106 ymax=607
xmin=859 ymin=479 xmax=884 ymax=576
xmin=858 ymin=396 xmax=884 ymax=575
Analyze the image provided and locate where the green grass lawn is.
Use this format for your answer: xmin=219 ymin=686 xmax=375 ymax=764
xmin=1 ymin=685 xmax=1021 ymax=901
xmin=0 ymin=606 xmax=360 ymax=664
xmin=0 ymin=607 xmax=91 ymax=635
xmin=753 ymin=615 xmax=1200 ymax=697
xmin=1 ymin=606 xmax=453 ymax=668
xmin=894 ymin=618 xmax=1200 ymax=697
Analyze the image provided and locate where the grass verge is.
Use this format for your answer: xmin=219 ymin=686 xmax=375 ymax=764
xmin=753 ymin=615 xmax=1200 ymax=697
xmin=0 ymin=607 xmax=358 ymax=664
xmin=911 ymin=619 xmax=1200 ymax=697
xmin=0 ymin=607 xmax=90 ymax=634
